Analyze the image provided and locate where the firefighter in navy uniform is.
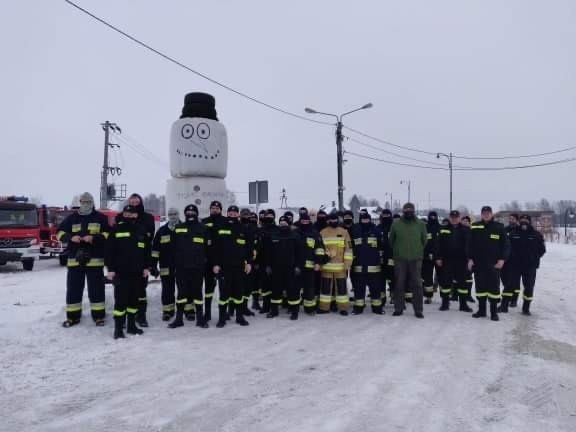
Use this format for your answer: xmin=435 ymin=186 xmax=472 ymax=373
xmin=350 ymin=210 xmax=384 ymax=315
xmin=499 ymin=214 xmax=545 ymax=315
xmin=467 ymin=206 xmax=510 ymax=321
xmin=296 ymin=214 xmax=326 ymax=315
xmin=168 ymin=204 xmax=211 ymax=329
xmin=376 ymin=209 xmax=394 ymax=306
xmin=201 ymin=201 xmax=226 ymax=322
xmin=502 ymin=213 xmax=520 ymax=307
xmin=212 ymin=206 xmax=253 ymax=328
xmin=342 ymin=210 xmax=355 ymax=236
xmin=151 ymin=208 xmax=180 ymax=321
xmin=106 ymin=206 xmax=152 ymax=339
xmin=119 ymin=193 xmax=156 ymax=328
xmin=57 ymin=192 xmax=110 ymax=327
xmin=460 ymin=215 xmax=475 ymax=302
xmin=257 ymin=209 xmax=278 ymax=314
xmin=435 ymin=210 xmax=473 ymax=312
xmin=266 ymin=216 xmax=302 ymax=319
xmin=422 ymin=211 xmax=440 ymax=304
xmin=240 ymin=209 xmax=258 ymax=317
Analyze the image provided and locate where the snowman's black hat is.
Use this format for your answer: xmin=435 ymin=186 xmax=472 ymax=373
xmin=180 ymin=92 xmax=218 ymax=121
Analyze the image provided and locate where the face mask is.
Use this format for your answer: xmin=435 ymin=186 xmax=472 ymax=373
xmin=344 ymin=219 xmax=353 ymax=226
xmin=380 ymin=217 xmax=392 ymax=225
xmin=520 ymin=221 xmax=529 ymax=229
xmin=403 ymin=211 xmax=414 ymax=220
xmin=317 ymin=217 xmax=326 ymax=224
xmin=300 ymin=223 xmax=311 ymax=230
xmin=328 ymin=220 xmax=339 ymax=228
xmin=185 ymin=213 xmax=198 ymax=222
xmin=280 ymin=224 xmax=290 ymax=230
xmin=228 ymin=216 xmax=238 ymax=223
xmin=241 ymin=217 xmax=250 ymax=225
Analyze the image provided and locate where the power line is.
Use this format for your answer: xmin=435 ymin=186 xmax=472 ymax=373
xmin=345 ymin=150 xmax=576 ymax=171
xmin=64 ymin=0 xmax=332 ymax=127
xmin=453 ymin=145 xmax=576 ymax=160
xmin=344 ymin=126 xmax=439 ymax=156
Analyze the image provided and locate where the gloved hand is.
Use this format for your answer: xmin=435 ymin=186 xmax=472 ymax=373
xmin=265 ymin=266 xmax=272 ymax=276
xmin=149 ymin=266 xmax=160 ymax=278
xmin=294 ymin=267 xmax=301 ymax=276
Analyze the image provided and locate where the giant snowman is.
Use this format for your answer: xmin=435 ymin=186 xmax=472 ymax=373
xmin=166 ymin=92 xmax=230 ymax=218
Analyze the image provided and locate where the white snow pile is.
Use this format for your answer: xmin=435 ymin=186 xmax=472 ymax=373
xmin=1 ymin=244 xmax=576 ymax=432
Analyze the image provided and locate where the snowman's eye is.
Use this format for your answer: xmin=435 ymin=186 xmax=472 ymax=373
xmin=197 ymin=123 xmax=211 ymax=139
xmin=181 ymin=124 xmax=194 ymax=139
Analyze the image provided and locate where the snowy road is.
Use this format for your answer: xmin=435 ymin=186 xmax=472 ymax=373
xmin=1 ymin=245 xmax=576 ymax=432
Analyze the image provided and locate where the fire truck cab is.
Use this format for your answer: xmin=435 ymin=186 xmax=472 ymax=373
xmin=0 ymin=196 xmax=42 ymax=271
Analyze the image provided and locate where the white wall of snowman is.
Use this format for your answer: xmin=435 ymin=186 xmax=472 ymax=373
xmin=166 ymin=93 xmax=232 ymax=217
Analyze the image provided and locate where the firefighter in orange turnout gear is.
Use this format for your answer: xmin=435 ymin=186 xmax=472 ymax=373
xmin=318 ymin=212 xmax=353 ymax=315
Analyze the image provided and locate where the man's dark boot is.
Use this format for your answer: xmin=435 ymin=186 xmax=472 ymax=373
xmin=228 ymin=302 xmax=235 ymax=317
xmin=195 ymin=304 xmax=209 ymax=328
xmin=450 ymin=290 xmax=458 ymax=302
xmin=136 ymin=301 xmax=149 ymax=328
xmin=497 ymin=297 xmax=510 ymax=313
xmin=352 ymin=305 xmax=364 ymax=315
xmin=489 ymin=300 xmax=500 ymax=321
xmin=235 ymin=304 xmax=250 ymax=326
xmin=260 ymin=296 xmax=271 ymax=314
xmin=459 ymin=296 xmax=473 ymax=312
xmin=472 ymin=299 xmax=487 ymax=318
xmin=439 ymin=297 xmax=450 ymax=311
xmin=251 ymin=294 xmax=261 ymax=311
xmin=372 ymin=305 xmax=384 ymax=315
xmin=114 ymin=315 xmax=126 ymax=339
xmin=185 ymin=304 xmax=196 ymax=321
xmin=289 ymin=305 xmax=299 ymax=320
xmin=510 ymin=293 xmax=519 ymax=308
xmin=204 ymin=297 xmax=212 ymax=322
xmin=168 ymin=303 xmax=185 ymax=328
xmin=216 ymin=305 xmax=227 ymax=328
xmin=267 ymin=303 xmax=279 ymax=319
xmin=243 ymin=299 xmax=255 ymax=317
xmin=127 ymin=314 xmax=144 ymax=335
xmin=522 ymin=300 xmax=532 ymax=316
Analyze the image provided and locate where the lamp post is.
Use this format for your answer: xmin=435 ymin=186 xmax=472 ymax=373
xmin=437 ymin=152 xmax=453 ymax=211
xmin=385 ymin=192 xmax=393 ymax=211
xmin=305 ymin=103 xmax=373 ymax=211
xmin=565 ymin=207 xmax=576 ymax=238
xmin=400 ymin=180 xmax=411 ymax=203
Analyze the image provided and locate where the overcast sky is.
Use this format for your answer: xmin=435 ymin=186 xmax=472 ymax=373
xmin=2 ymin=0 xmax=575 ymax=213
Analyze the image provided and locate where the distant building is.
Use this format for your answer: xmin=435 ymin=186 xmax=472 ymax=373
xmin=494 ymin=210 xmax=555 ymax=234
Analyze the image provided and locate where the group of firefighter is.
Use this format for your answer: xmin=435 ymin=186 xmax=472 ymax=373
xmin=58 ymin=192 xmax=545 ymax=339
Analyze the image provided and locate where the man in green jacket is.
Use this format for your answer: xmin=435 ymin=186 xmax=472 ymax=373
xmin=389 ymin=203 xmax=428 ymax=318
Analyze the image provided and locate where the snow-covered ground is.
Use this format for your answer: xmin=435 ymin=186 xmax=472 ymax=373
xmin=1 ymin=244 xmax=576 ymax=432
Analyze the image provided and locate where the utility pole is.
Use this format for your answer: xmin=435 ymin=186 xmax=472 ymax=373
xmin=437 ymin=152 xmax=454 ymax=210
xmin=100 ymin=121 xmax=122 ymax=209
xmin=401 ymin=180 xmax=411 ymax=203
xmin=336 ymin=121 xmax=344 ymax=212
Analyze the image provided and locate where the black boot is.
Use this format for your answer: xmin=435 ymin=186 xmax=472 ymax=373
xmin=459 ymin=296 xmax=473 ymax=312
xmin=352 ymin=305 xmax=364 ymax=315
xmin=260 ymin=296 xmax=271 ymax=314
xmin=204 ymin=297 xmax=212 ymax=322
xmin=330 ymin=300 xmax=337 ymax=312
xmin=251 ymin=294 xmax=261 ymax=311
xmin=467 ymin=294 xmax=476 ymax=303
xmin=489 ymin=300 xmax=500 ymax=321
xmin=127 ymin=314 xmax=144 ymax=335
xmin=136 ymin=301 xmax=149 ymax=328
xmin=450 ymin=290 xmax=458 ymax=302
xmin=267 ymin=303 xmax=279 ymax=319
xmin=372 ymin=305 xmax=385 ymax=315
xmin=497 ymin=297 xmax=510 ymax=313
xmin=472 ymin=299 xmax=487 ymax=318
xmin=510 ymin=297 xmax=518 ymax=308
xmin=243 ymin=299 xmax=255 ymax=317
xmin=424 ymin=297 xmax=432 ymax=305
xmin=289 ymin=305 xmax=299 ymax=320
xmin=439 ymin=297 xmax=450 ymax=311
xmin=235 ymin=304 xmax=250 ymax=326
xmin=195 ymin=304 xmax=209 ymax=328
xmin=185 ymin=304 xmax=196 ymax=321
xmin=522 ymin=300 xmax=532 ymax=316
xmin=228 ymin=302 xmax=235 ymax=317
xmin=216 ymin=305 xmax=227 ymax=328
xmin=113 ymin=315 xmax=126 ymax=339
xmin=168 ymin=307 xmax=185 ymax=329
xmin=162 ymin=310 xmax=174 ymax=322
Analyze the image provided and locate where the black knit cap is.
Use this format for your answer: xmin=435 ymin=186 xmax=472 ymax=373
xmin=381 ymin=209 xmax=392 ymax=216
xmin=184 ymin=204 xmax=199 ymax=214
xmin=267 ymin=208 xmax=276 ymax=217
xmin=299 ymin=214 xmax=310 ymax=221
xmin=123 ymin=205 xmax=138 ymax=214
xmin=210 ymin=201 xmax=222 ymax=210
xmin=449 ymin=210 xmax=460 ymax=217
xmin=481 ymin=206 xmax=493 ymax=213
xmin=328 ymin=212 xmax=339 ymax=220
xmin=227 ymin=205 xmax=239 ymax=213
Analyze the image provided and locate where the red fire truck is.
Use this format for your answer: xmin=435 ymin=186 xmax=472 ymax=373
xmin=0 ymin=196 xmax=43 ymax=270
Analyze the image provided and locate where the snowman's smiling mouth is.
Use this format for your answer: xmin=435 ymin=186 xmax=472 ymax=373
xmin=176 ymin=148 xmax=221 ymax=160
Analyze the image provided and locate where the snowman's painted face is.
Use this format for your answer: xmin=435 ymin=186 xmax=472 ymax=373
xmin=170 ymin=118 xmax=228 ymax=179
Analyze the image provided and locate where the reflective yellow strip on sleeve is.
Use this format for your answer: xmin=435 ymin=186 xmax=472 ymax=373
xmin=115 ymin=232 xmax=130 ymax=238
xmin=205 ymin=222 xmax=213 ymax=227
xmin=440 ymin=229 xmax=451 ymax=234
xmin=193 ymin=237 xmax=205 ymax=244
xmin=367 ymin=265 xmax=381 ymax=273
xmin=471 ymin=225 xmax=484 ymax=230
xmin=490 ymin=234 xmax=500 ymax=240
xmin=72 ymin=224 xmax=82 ymax=233
xmin=86 ymin=258 xmax=105 ymax=267
xmin=305 ymin=260 xmax=315 ymax=269
xmin=387 ymin=259 xmax=394 ymax=266
xmin=315 ymin=248 xmax=325 ymax=256
xmin=88 ymin=223 xmax=101 ymax=234
xmin=160 ymin=268 xmax=170 ymax=276
xmin=344 ymin=251 xmax=353 ymax=261
xmin=57 ymin=231 xmax=66 ymax=240
xmin=160 ymin=235 xmax=171 ymax=243
xmin=151 ymin=251 xmax=160 ymax=258
xmin=427 ymin=233 xmax=432 ymax=240
xmin=307 ymin=238 xmax=315 ymax=248
xmin=218 ymin=229 xmax=232 ymax=235
xmin=354 ymin=238 xmax=363 ymax=246
xmin=102 ymin=232 xmax=109 ymax=239
xmin=236 ymin=238 xmax=246 ymax=245
xmin=138 ymin=242 xmax=145 ymax=248
xmin=175 ymin=228 xmax=188 ymax=233
xmin=67 ymin=259 xmax=79 ymax=267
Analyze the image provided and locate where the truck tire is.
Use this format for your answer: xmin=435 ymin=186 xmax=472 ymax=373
xmin=59 ymin=255 xmax=68 ymax=267
xmin=22 ymin=259 xmax=34 ymax=271
xmin=184 ymin=92 xmax=215 ymax=107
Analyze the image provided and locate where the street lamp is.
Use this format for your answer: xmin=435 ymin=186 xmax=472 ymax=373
xmin=437 ymin=152 xmax=454 ymax=211
xmin=400 ymin=180 xmax=411 ymax=203
xmin=385 ymin=192 xmax=393 ymax=211
xmin=565 ymin=207 xmax=576 ymax=238
xmin=305 ymin=103 xmax=373 ymax=211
